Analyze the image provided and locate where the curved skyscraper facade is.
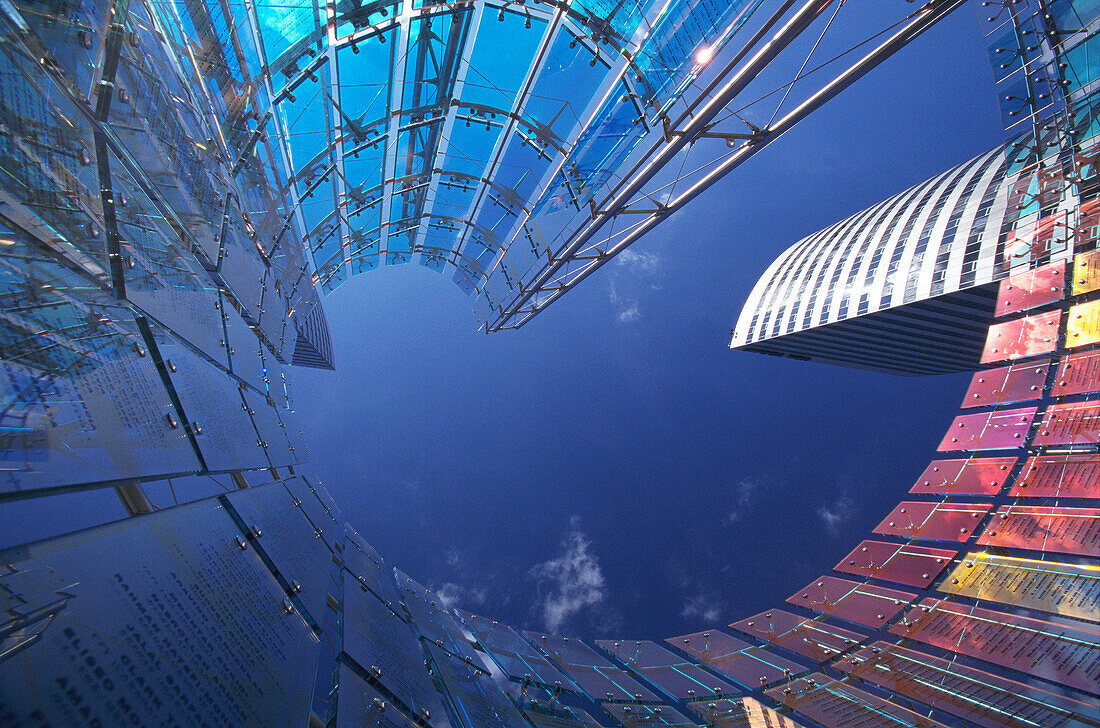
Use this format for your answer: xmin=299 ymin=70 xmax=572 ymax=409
xmin=731 ymin=134 xmax=1082 ymax=374
xmin=1 ymin=1 xmax=1099 ymax=728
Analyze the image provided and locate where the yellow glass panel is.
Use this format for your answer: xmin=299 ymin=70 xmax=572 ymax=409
xmin=1067 ymin=299 xmax=1100 ymax=347
xmin=939 ymin=552 xmax=1100 ymax=621
xmin=1072 ymin=248 xmax=1100 ymax=295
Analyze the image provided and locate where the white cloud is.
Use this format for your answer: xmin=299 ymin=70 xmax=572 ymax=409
xmin=817 ymin=494 xmax=856 ymax=537
xmin=445 ymin=549 xmax=461 ymax=567
xmin=615 ymin=249 xmax=659 ymax=272
xmin=725 ymin=479 xmax=759 ymax=523
xmin=607 ymin=248 xmax=661 ymax=323
xmin=680 ymin=594 xmax=722 ymax=623
xmin=435 ymin=582 xmax=486 ymax=611
xmin=529 ymin=518 xmax=607 ymax=632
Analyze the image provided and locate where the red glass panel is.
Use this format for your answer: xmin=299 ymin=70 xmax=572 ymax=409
xmin=980 ymin=311 xmax=1060 ymax=364
xmin=910 ymin=457 xmax=1015 ymax=495
xmin=729 ymin=609 xmax=867 ymax=662
xmin=1011 ymin=453 xmax=1100 ymax=497
xmin=665 ymin=630 xmax=806 ymax=688
xmin=938 ymin=406 xmax=1037 ymax=451
xmin=960 ymin=362 xmax=1048 ymax=408
xmin=767 ymin=673 xmax=953 ymax=728
xmin=890 ymin=598 xmax=1100 ymax=695
xmin=874 ymin=501 xmax=992 ymax=542
xmin=1051 ymin=350 xmax=1100 ymax=396
xmin=786 ymin=576 xmax=915 ymax=629
xmin=837 ymin=642 xmax=1099 ymax=728
xmin=977 ymin=505 xmax=1100 ymax=556
xmin=834 ymin=540 xmax=957 ymax=588
xmin=994 ymin=260 xmax=1065 ymax=316
xmin=1032 ymin=401 xmax=1100 ymax=446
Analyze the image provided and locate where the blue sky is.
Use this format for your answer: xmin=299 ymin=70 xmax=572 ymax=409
xmin=294 ymin=6 xmax=1010 ymax=639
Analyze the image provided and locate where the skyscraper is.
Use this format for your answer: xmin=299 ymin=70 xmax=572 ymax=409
xmin=1 ymin=2 xmax=1098 ymax=728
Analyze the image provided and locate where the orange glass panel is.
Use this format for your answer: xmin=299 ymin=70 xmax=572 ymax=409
xmin=937 ymin=406 xmax=1037 ymax=451
xmin=994 ymin=259 xmax=1065 ymax=316
xmin=874 ymin=501 xmax=992 ymax=542
xmin=1052 ymin=350 xmax=1100 ymax=396
xmin=1011 ymin=453 xmax=1100 ymax=497
xmin=834 ymin=540 xmax=957 ymax=588
xmin=786 ymin=576 xmax=916 ymax=629
xmin=938 ymin=553 xmax=1099 ymax=622
xmin=729 ymin=609 xmax=867 ymax=663
xmin=1067 ymin=299 xmax=1100 ymax=347
xmin=1032 ymin=401 xmax=1100 ymax=446
xmin=767 ymin=673 xmax=953 ymax=728
xmin=1072 ymin=247 xmax=1100 ymax=295
xmin=977 ymin=505 xmax=1100 ymax=556
xmin=960 ymin=361 xmax=1048 ymax=408
xmin=980 ymin=311 xmax=1060 ymax=364
xmin=910 ymin=457 xmax=1015 ymax=495
xmin=890 ymin=598 xmax=1100 ymax=694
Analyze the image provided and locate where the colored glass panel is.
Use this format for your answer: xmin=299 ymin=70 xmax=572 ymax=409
xmin=1052 ymin=349 xmax=1100 ymax=395
xmin=786 ymin=576 xmax=915 ymax=629
xmin=767 ymin=673 xmax=953 ymax=728
xmin=685 ymin=697 xmax=809 ymax=728
xmin=874 ymin=501 xmax=993 ymax=542
xmin=1011 ymin=453 xmax=1100 ymax=497
xmin=729 ymin=609 xmax=867 ymax=663
xmin=977 ymin=505 xmax=1100 ymax=556
xmin=960 ymin=361 xmax=1049 ymax=408
xmin=938 ymin=406 xmax=1037 ymax=451
xmin=939 ymin=553 xmax=1100 ymax=621
xmin=595 ymin=639 xmax=738 ymax=700
xmin=994 ymin=259 xmax=1066 ymax=316
xmin=834 ymin=541 xmax=957 ymax=588
xmin=666 ymin=629 xmax=808 ymax=688
xmin=1033 ymin=401 xmax=1100 ymax=445
xmin=1067 ymin=299 xmax=1100 ymax=347
xmin=525 ymin=632 xmax=661 ymax=702
xmin=601 ymin=702 xmax=696 ymax=728
xmin=981 ymin=311 xmax=1061 ymax=363
xmin=910 ymin=457 xmax=1016 ymax=495
xmin=1072 ymin=247 xmax=1100 ymax=294
xmin=890 ymin=598 xmax=1100 ymax=694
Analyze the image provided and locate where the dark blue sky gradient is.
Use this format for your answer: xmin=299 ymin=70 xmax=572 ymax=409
xmin=295 ymin=8 xmax=1010 ymax=639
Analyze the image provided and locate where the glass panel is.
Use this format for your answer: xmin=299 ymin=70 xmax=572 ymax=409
xmin=664 ymin=630 xmax=806 ymax=689
xmin=938 ymin=406 xmax=1037 ymax=451
xmin=1067 ymin=299 xmax=1100 ymax=347
xmin=981 ymin=312 xmax=1061 ymax=364
xmin=890 ymin=599 xmax=1100 ymax=695
xmin=767 ymin=672 xmax=955 ymax=728
xmin=910 ymin=457 xmax=1016 ymax=495
xmin=595 ymin=639 xmax=738 ymax=700
xmin=994 ymin=258 xmax=1066 ymax=316
xmin=839 ymin=641 xmax=1099 ymax=728
xmin=1052 ymin=350 xmax=1100 ymax=396
xmin=219 ymin=196 xmax=270 ymax=317
xmin=0 ymin=498 xmax=319 ymax=727
xmin=334 ymin=662 xmax=423 ymax=728
xmin=977 ymin=505 xmax=1100 ymax=556
xmin=601 ymin=702 xmax=695 ymax=728
xmin=524 ymin=703 xmax=604 ymax=728
xmin=1073 ymin=247 xmax=1100 ymax=294
xmin=460 ymin=611 xmax=579 ymax=692
xmin=424 ymin=642 xmax=530 ymax=728
xmin=834 ymin=541 xmax=957 ymax=588
xmin=461 ymin=10 xmax=544 ymax=109
xmin=344 ymin=528 xmax=402 ymax=608
xmin=960 ymin=362 xmax=1049 ymax=408
xmin=341 ymin=574 xmax=450 ymax=728
xmin=786 ymin=576 xmax=916 ymax=630
xmin=1012 ymin=453 xmax=1100 ymax=497
xmin=396 ymin=571 xmax=481 ymax=664
xmin=939 ymin=553 xmax=1099 ymax=622
xmin=524 ymin=632 xmax=661 ymax=702
xmin=686 ymin=697 xmax=808 ymax=728
xmin=224 ymin=481 xmax=335 ymax=629
xmin=729 ymin=609 xmax=867 ymax=663
xmin=874 ymin=501 xmax=993 ymax=543
xmin=1033 ymin=401 xmax=1100 ymax=445
xmin=523 ymin=28 xmax=607 ymax=140
xmin=241 ymin=386 xmax=300 ymax=468
xmin=287 ymin=476 xmax=343 ymax=550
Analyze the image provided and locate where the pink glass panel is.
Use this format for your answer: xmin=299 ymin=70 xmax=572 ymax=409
xmin=976 ymin=505 xmax=1100 ymax=556
xmin=874 ymin=501 xmax=992 ymax=542
xmin=938 ymin=406 xmax=1037 ymax=451
xmin=1010 ymin=454 xmax=1100 ymax=498
xmin=1052 ymin=350 xmax=1100 ymax=396
xmin=1032 ymin=401 xmax=1100 ymax=446
xmin=834 ymin=540 xmax=957 ymax=588
xmin=960 ymin=362 xmax=1049 ymax=408
xmin=994 ymin=260 xmax=1066 ymax=316
xmin=767 ymin=673 xmax=953 ymax=728
xmin=837 ymin=642 xmax=1099 ymax=728
xmin=910 ymin=457 xmax=1016 ymax=495
xmin=665 ymin=630 xmax=806 ymax=688
xmin=729 ymin=609 xmax=867 ymax=662
xmin=981 ymin=311 xmax=1060 ymax=364
xmin=890 ymin=598 xmax=1100 ymax=695
xmin=786 ymin=576 xmax=915 ymax=629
